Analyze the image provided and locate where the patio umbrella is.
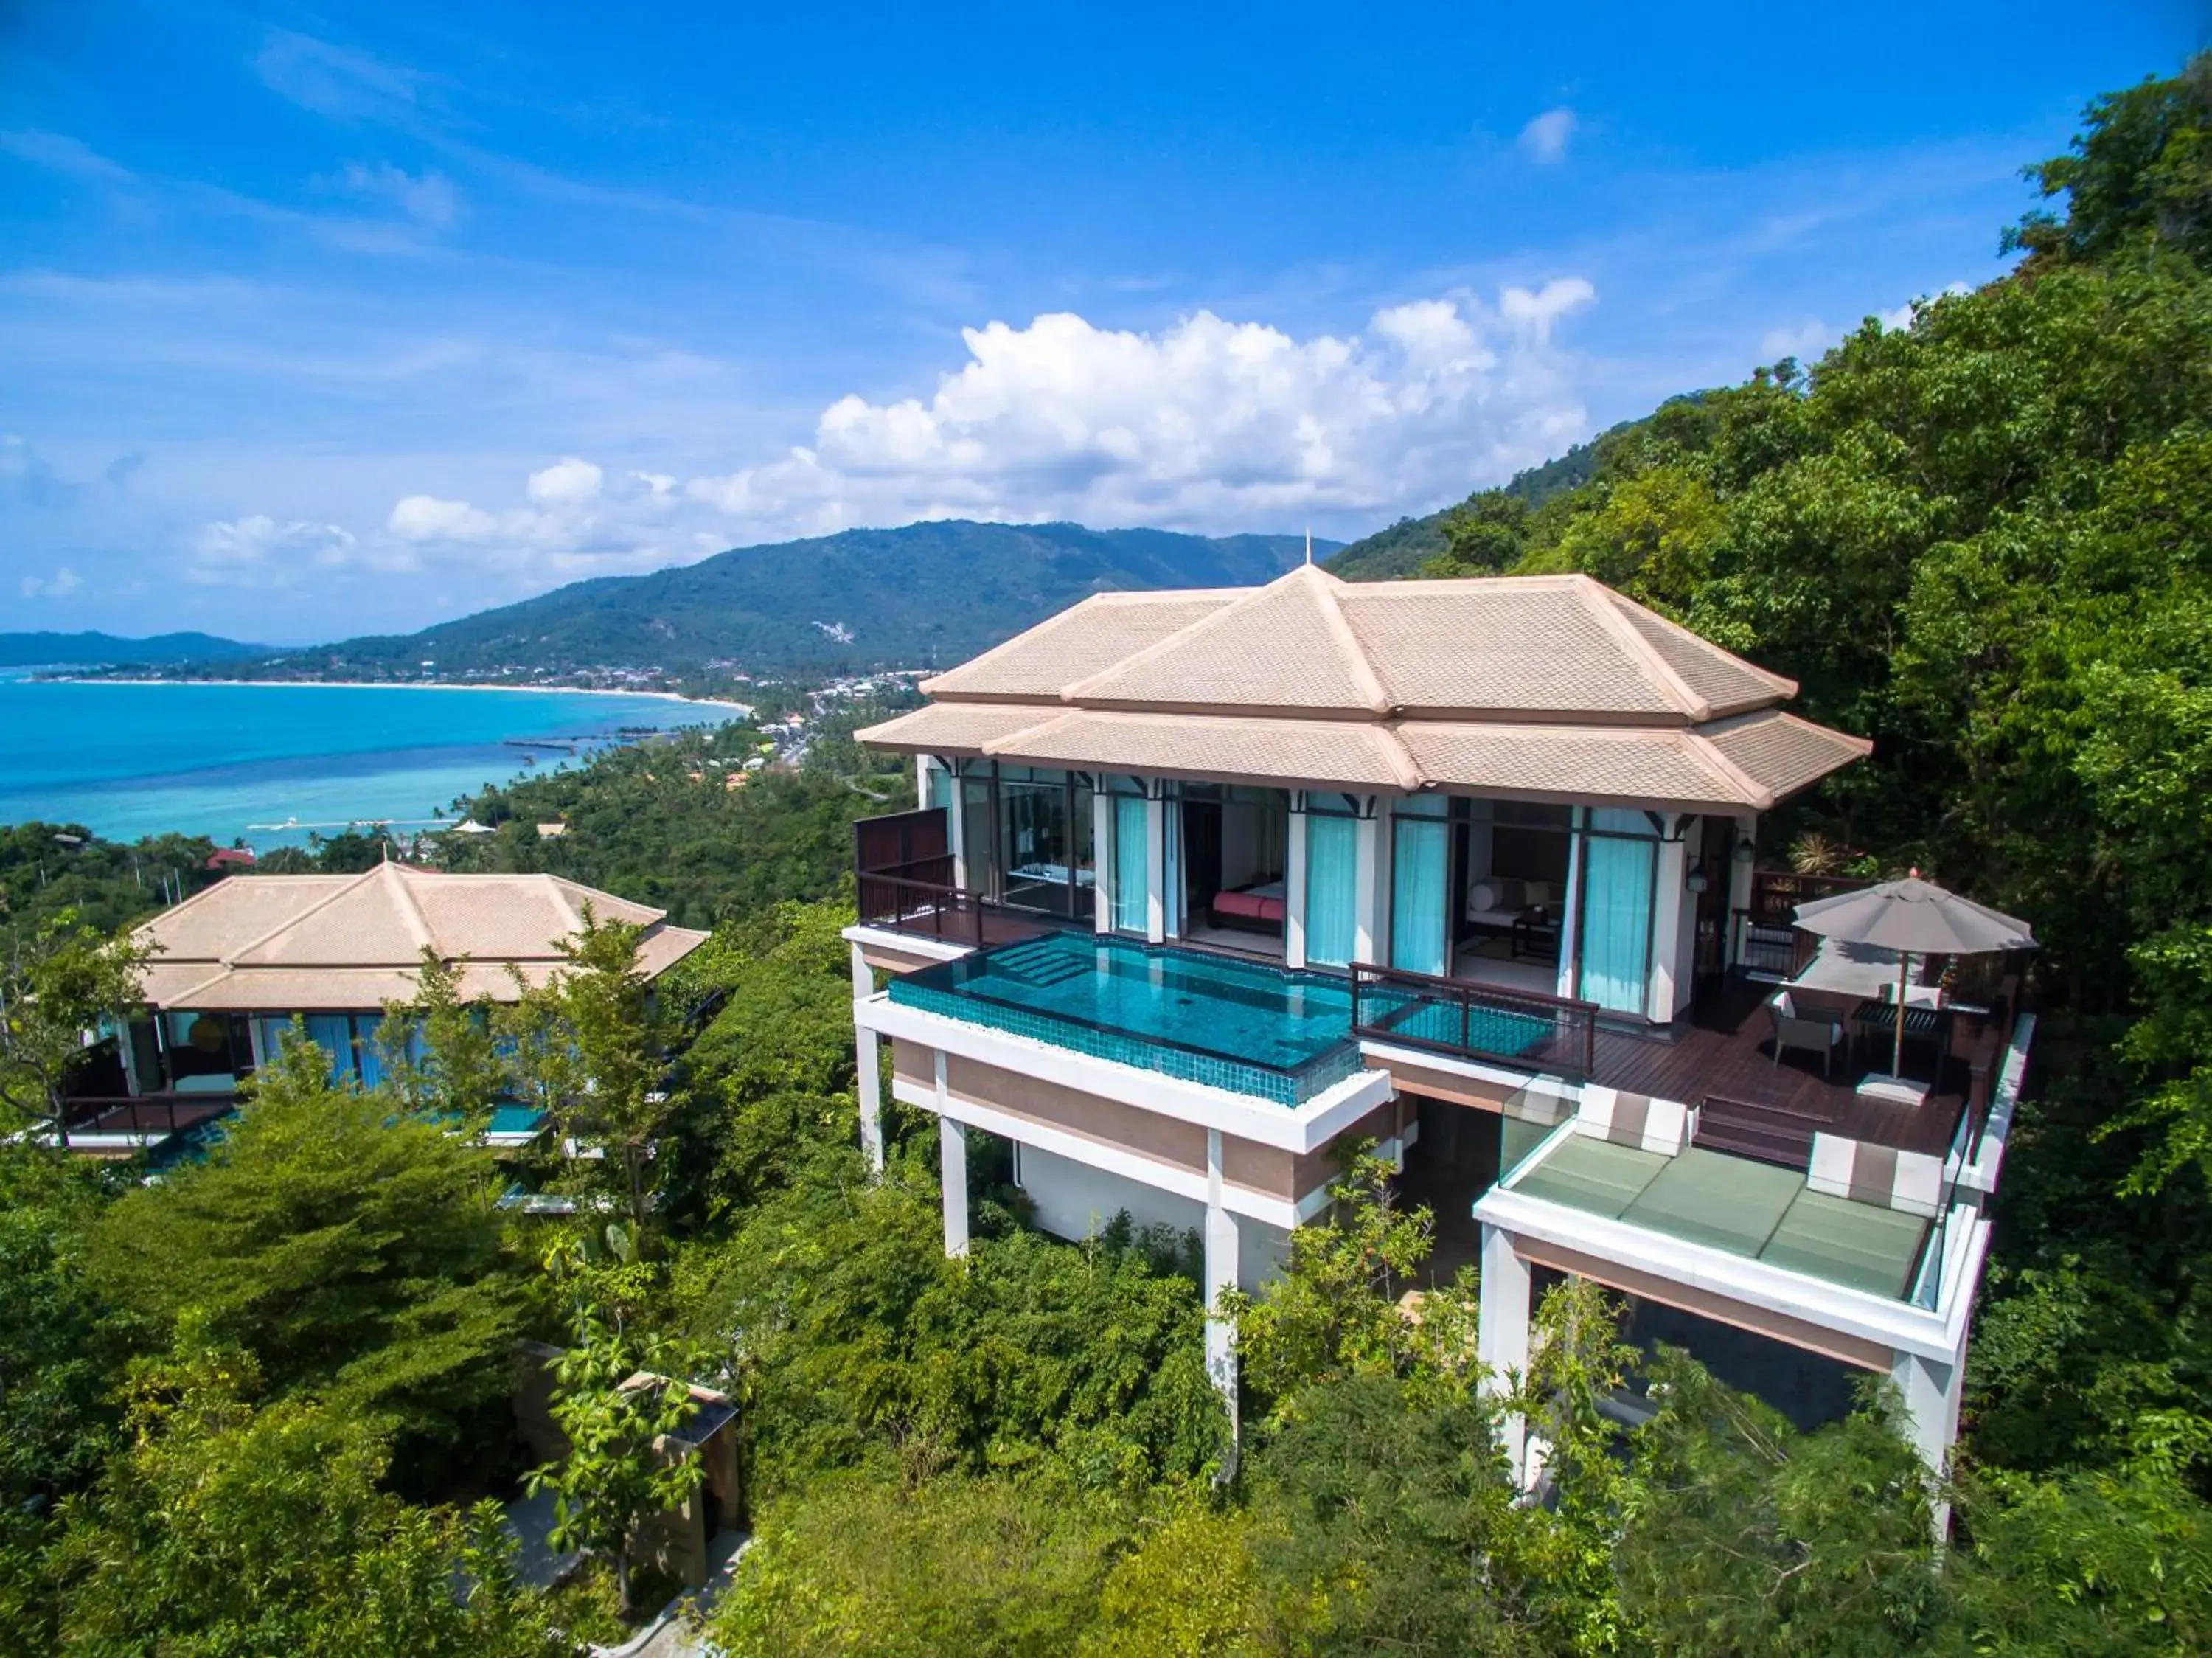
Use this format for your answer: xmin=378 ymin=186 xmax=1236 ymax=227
xmin=1792 ymin=872 xmax=2037 ymax=1079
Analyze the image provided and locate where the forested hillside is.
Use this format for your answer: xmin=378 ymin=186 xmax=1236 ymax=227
xmin=243 ymin=521 xmax=1326 ymax=680
xmin=0 ymin=630 xmax=262 ymax=667
xmin=1324 ymin=425 xmax=1624 ymax=579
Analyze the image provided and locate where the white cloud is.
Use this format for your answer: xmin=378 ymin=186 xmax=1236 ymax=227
xmin=1498 ymin=277 xmax=1597 ymax=344
xmin=1759 ymin=318 xmax=1832 ymax=361
xmin=188 ymin=515 xmax=360 ymax=584
xmin=338 ymin=161 xmax=460 ymax=227
xmin=1879 ymin=281 xmax=1973 ymax=332
xmin=686 ymin=288 xmax=1595 ymax=539
xmin=388 ymin=495 xmax=497 ymax=541
xmin=526 ymin=456 xmax=603 ymax=504
xmin=270 ymin=286 xmax=1595 ymax=603
xmin=1517 ymin=108 xmax=1578 ymax=164
xmin=19 ymin=566 xmax=82 ymax=600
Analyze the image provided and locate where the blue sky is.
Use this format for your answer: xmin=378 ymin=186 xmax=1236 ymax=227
xmin=1 ymin=1 xmax=2199 ymax=643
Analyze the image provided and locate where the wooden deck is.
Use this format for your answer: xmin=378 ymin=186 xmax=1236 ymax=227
xmin=1591 ymin=977 xmax=1968 ymax=1159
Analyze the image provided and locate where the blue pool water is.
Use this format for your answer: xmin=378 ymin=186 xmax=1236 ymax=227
xmin=0 ymin=677 xmax=746 ymax=845
xmin=890 ymin=931 xmax=1360 ymax=1103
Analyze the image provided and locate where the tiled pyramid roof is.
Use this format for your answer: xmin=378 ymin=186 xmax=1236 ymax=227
xmin=133 ymin=862 xmax=707 ymax=1012
xmin=858 ymin=565 xmax=1870 ymax=809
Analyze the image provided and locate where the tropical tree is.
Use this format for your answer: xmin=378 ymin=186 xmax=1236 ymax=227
xmin=46 ymin=1322 xmax=557 ymax=1657
xmin=504 ymin=909 xmax=676 ymax=1235
xmin=0 ymin=909 xmax=150 ymax=1144
xmin=526 ymin=1283 xmax=706 ymax=1616
xmin=83 ymin=1032 xmax=526 ymax=1463
xmin=375 ymin=946 xmax=504 ymax=1122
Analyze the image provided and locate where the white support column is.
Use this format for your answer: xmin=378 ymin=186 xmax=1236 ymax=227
xmin=1352 ymin=803 xmax=1385 ymax=965
xmin=937 ymin=1052 xmax=969 ymax=1258
xmin=1726 ymin=813 xmax=1757 ymax=967
xmin=1556 ymin=808 xmax=1585 ymax=1001
xmin=1891 ymin=1345 xmax=1966 ymax=1536
xmin=1284 ymin=803 xmax=1309 ymax=968
xmin=1144 ymin=793 xmax=1167 ymax=943
xmin=1478 ymin=1223 xmax=1534 ymax=1490
xmin=849 ymin=943 xmax=884 ymax=1176
xmin=914 ymin=755 xmax=930 ymax=811
xmin=947 ymin=771 xmax=969 ymax=892
xmin=1648 ymin=816 xmax=1688 ymax=1022
xmin=1093 ymin=791 xmax=1115 ymax=934
xmin=1204 ymin=1128 xmax=1241 ymax=1458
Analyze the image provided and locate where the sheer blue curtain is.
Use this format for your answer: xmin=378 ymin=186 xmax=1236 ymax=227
xmin=1390 ymin=799 xmax=1450 ymax=976
xmin=1112 ymin=794 xmax=1150 ymax=933
xmin=1577 ymin=809 xmax=1656 ymax=1014
xmin=1304 ymin=814 xmax=1359 ymax=968
xmin=305 ymin=1014 xmax=355 ymax=1084
xmin=355 ymin=1016 xmax=386 ymax=1089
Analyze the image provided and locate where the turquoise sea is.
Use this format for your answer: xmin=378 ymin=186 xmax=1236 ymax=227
xmin=0 ymin=679 xmax=743 ymax=847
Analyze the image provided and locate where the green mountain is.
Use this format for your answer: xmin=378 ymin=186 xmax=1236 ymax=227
xmin=0 ymin=630 xmax=265 ymax=668
xmin=1325 ymin=426 xmax=1628 ymax=580
xmin=292 ymin=521 xmax=1334 ymax=677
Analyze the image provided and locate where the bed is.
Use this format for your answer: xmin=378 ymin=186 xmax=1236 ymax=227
xmin=1211 ymin=878 xmax=1286 ymax=931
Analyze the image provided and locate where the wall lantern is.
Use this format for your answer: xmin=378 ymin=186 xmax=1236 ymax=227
xmin=1686 ymin=869 xmax=1711 ymax=895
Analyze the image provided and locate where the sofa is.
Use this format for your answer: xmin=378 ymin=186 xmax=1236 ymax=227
xmin=1465 ymin=875 xmax=1559 ymax=934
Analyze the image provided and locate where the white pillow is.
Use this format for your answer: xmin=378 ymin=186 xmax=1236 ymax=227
xmin=1470 ymin=881 xmax=1501 ymax=912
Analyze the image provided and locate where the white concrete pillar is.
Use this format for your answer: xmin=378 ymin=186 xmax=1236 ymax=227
xmin=1891 ymin=1345 xmax=1966 ymax=1535
xmin=939 ymin=1111 xmax=970 ymax=1259
xmin=1556 ymin=810 xmax=1585 ymax=1000
xmin=1204 ymin=1128 xmax=1241 ymax=1456
xmin=1648 ymin=818 xmax=1688 ymax=1022
xmin=1478 ymin=1223 xmax=1533 ymax=1488
xmin=849 ymin=944 xmax=884 ymax=1176
xmin=914 ymin=755 xmax=930 ymax=811
xmin=947 ymin=769 xmax=969 ymax=892
xmin=1093 ymin=791 xmax=1115 ymax=934
xmin=1284 ymin=804 xmax=1309 ymax=968
xmin=1352 ymin=805 xmax=1385 ymax=965
xmin=1727 ymin=813 xmax=1757 ymax=967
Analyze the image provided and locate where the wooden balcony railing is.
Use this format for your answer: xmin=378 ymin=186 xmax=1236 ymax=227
xmin=1348 ymin=962 xmax=1599 ymax=1083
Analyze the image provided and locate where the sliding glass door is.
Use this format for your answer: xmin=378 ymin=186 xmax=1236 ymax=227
xmin=1576 ymin=808 xmax=1658 ymax=1015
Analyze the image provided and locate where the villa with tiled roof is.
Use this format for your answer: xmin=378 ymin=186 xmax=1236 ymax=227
xmin=843 ymin=563 xmax=2032 ymax=1488
xmin=66 ymin=863 xmax=706 ymax=1154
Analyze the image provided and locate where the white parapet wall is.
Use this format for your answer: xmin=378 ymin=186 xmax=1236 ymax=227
xmin=1015 ymin=1142 xmax=1289 ymax=1296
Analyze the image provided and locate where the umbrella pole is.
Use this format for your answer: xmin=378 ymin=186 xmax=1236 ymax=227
xmin=1892 ymin=950 xmax=1910 ymax=1079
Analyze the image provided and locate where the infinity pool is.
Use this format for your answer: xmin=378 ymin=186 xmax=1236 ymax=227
xmin=888 ymin=931 xmax=1360 ymax=1103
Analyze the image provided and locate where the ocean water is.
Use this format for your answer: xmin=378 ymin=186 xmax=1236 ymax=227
xmin=0 ymin=679 xmax=744 ymax=847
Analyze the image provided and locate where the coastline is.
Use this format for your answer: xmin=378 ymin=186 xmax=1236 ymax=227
xmin=41 ymin=678 xmax=756 ymax=716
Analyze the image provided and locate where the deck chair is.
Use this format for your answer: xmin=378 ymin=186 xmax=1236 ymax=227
xmin=1767 ymin=990 xmax=1849 ymax=1078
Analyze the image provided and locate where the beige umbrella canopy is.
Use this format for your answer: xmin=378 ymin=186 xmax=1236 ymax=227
xmin=1793 ymin=873 xmax=2037 ymax=1078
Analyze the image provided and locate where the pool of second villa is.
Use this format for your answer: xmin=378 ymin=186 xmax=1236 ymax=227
xmin=887 ymin=931 xmax=1360 ymax=1103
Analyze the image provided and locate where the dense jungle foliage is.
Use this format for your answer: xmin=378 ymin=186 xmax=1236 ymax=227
xmin=3 ymin=57 xmax=2212 ymax=1654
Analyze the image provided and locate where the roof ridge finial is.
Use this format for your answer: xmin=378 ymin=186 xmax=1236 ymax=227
xmin=1304 ymin=526 xmax=1312 ymax=566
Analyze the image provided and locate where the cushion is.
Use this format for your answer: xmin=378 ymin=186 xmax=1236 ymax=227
xmin=1806 ymin=1132 xmax=1946 ymax=1218
xmin=1524 ymin=881 xmax=1554 ymax=907
xmin=1469 ymin=877 xmax=1525 ymax=913
xmin=1571 ymin=1086 xmax=1693 ymax=1155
